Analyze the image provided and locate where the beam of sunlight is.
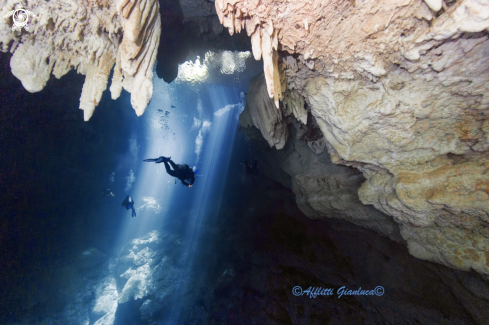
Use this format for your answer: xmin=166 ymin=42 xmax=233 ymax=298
xmin=89 ymin=57 xmax=248 ymax=324
xmin=182 ymin=90 xmax=240 ymax=264
xmin=166 ymin=86 xmax=242 ymax=324
xmin=116 ymin=77 xmax=186 ymax=246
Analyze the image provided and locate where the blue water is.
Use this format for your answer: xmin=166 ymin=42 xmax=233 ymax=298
xmin=3 ymin=51 xmax=482 ymax=324
xmin=84 ymin=73 xmax=251 ymax=324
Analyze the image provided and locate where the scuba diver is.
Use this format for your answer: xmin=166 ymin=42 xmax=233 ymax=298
xmin=102 ymin=188 xmax=115 ymax=197
xmin=241 ymin=158 xmax=258 ymax=176
xmin=122 ymin=195 xmax=136 ymax=217
xmin=144 ymin=156 xmax=196 ymax=187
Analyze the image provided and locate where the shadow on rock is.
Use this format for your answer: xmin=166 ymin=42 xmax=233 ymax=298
xmin=113 ymin=297 xmax=145 ymax=325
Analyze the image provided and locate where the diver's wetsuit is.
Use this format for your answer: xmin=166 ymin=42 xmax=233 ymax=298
xmin=122 ymin=195 xmax=136 ymax=217
xmin=144 ymin=156 xmax=195 ymax=187
xmin=164 ymin=160 xmax=195 ymax=186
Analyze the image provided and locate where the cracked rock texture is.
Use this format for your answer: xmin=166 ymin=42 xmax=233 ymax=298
xmin=0 ymin=0 xmax=160 ymax=120
xmin=232 ymin=0 xmax=489 ymax=275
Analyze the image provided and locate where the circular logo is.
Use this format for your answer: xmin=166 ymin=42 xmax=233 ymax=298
xmin=374 ymin=286 xmax=385 ymax=296
xmin=13 ymin=9 xmax=28 ymax=27
xmin=292 ymin=286 xmax=303 ymax=296
xmin=4 ymin=4 xmax=35 ymax=32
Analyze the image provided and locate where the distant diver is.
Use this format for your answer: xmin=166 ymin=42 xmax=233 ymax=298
xmin=171 ymin=105 xmax=176 ymax=108
xmin=122 ymin=195 xmax=136 ymax=217
xmin=102 ymin=188 xmax=115 ymax=197
xmin=241 ymin=158 xmax=258 ymax=176
xmin=144 ymin=156 xmax=197 ymax=187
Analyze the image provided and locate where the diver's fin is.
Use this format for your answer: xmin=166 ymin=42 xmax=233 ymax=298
xmin=144 ymin=156 xmax=168 ymax=163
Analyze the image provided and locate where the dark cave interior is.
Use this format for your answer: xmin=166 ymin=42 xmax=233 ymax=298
xmin=1 ymin=2 xmax=489 ymax=324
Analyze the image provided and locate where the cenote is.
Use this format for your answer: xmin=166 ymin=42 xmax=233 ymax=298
xmin=1 ymin=1 xmax=489 ymax=324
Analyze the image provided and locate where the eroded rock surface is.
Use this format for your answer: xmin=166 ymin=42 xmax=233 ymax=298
xmin=257 ymin=123 xmax=404 ymax=244
xmin=240 ymin=73 xmax=403 ymax=242
xmin=240 ymin=72 xmax=288 ymax=149
xmin=0 ymin=0 xmax=160 ymax=120
xmin=231 ymin=0 xmax=489 ymax=275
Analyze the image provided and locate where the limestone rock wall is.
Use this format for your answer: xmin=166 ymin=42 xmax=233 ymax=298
xmin=230 ymin=0 xmax=489 ymax=276
xmin=0 ymin=0 xmax=160 ymax=120
xmin=239 ymin=72 xmax=288 ymax=149
xmin=239 ymin=73 xmax=403 ymax=242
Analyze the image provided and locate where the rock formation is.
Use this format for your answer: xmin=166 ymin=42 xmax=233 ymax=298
xmin=1 ymin=0 xmax=488 ymax=276
xmin=240 ymin=101 xmax=404 ymax=242
xmin=239 ymin=72 xmax=288 ymax=149
xmin=0 ymin=0 xmax=160 ymax=120
xmin=231 ymin=0 xmax=489 ymax=276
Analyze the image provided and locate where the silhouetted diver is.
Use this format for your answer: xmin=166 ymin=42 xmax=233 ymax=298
xmin=144 ymin=156 xmax=196 ymax=187
xmin=122 ymin=196 xmax=136 ymax=217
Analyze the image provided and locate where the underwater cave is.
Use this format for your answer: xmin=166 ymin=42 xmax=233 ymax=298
xmin=1 ymin=0 xmax=489 ymax=324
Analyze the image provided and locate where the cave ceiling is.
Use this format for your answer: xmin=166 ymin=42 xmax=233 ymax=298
xmin=1 ymin=0 xmax=489 ymax=277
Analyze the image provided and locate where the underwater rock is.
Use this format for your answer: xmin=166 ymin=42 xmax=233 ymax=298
xmin=230 ymin=0 xmax=489 ymax=276
xmin=300 ymin=38 xmax=489 ymax=275
xmin=239 ymin=73 xmax=288 ymax=149
xmin=0 ymin=0 xmax=160 ymax=120
xmin=109 ymin=230 xmax=181 ymax=323
xmin=91 ymin=277 xmax=118 ymax=324
xmin=247 ymin=118 xmax=403 ymax=243
xmin=214 ymin=0 xmax=435 ymax=106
